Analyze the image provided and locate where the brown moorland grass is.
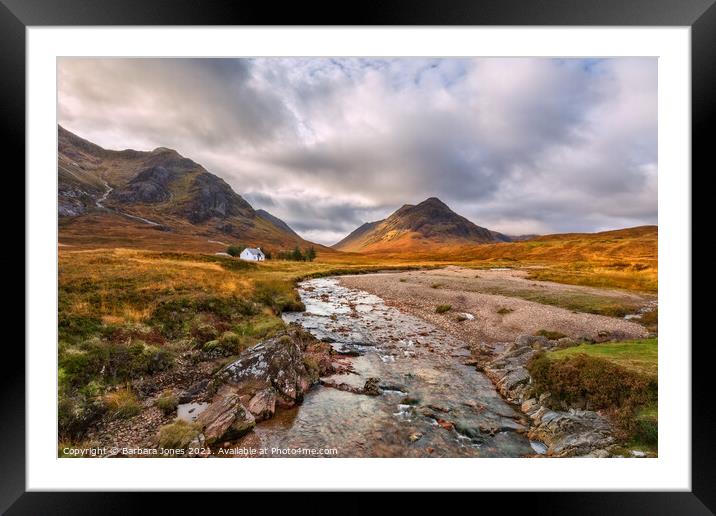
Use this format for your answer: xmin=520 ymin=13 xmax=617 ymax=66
xmin=344 ymin=226 xmax=657 ymax=293
xmin=60 ymin=220 xmax=656 ymax=293
xmin=57 ymin=223 xmax=656 ymax=441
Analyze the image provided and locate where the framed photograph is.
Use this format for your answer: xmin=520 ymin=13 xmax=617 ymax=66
xmin=9 ymin=0 xmax=710 ymax=511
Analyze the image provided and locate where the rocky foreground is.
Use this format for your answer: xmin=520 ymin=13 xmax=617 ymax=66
xmin=474 ymin=335 xmax=615 ymax=457
xmin=84 ymin=326 xmax=340 ymax=456
xmin=84 ymin=275 xmax=647 ymax=458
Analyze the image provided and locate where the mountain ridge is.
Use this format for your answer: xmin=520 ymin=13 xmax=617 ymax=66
xmin=333 ymin=197 xmax=511 ymax=253
xmin=58 ymin=125 xmax=316 ymax=251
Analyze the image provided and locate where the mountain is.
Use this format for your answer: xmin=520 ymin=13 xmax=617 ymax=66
xmin=255 ymin=209 xmax=300 ymax=238
xmin=506 ymin=234 xmax=539 ymax=242
xmin=333 ymin=197 xmax=511 ymax=253
xmin=57 ymin=126 xmax=320 ymax=251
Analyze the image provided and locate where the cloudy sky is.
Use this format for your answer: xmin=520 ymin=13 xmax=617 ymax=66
xmin=58 ymin=57 xmax=657 ymax=245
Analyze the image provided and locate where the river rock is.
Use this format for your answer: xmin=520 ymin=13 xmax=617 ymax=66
xmin=521 ymin=398 xmax=538 ymax=414
xmin=528 ymin=409 xmax=613 ymax=456
xmin=500 ymin=368 xmax=530 ymax=391
xmin=247 ymin=387 xmax=277 ymax=421
xmin=219 ymin=333 xmax=313 ymax=404
xmin=196 ymin=385 xmax=255 ymax=444
xmin=513 ymin=335 xmax=551 ymax=351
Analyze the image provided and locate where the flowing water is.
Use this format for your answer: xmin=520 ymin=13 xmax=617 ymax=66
xmin=241 ymin=277 xmax=534 ymax=457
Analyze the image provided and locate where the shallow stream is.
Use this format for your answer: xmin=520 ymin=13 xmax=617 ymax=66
xmin=241 ymin=277 xmax=534 ymax=457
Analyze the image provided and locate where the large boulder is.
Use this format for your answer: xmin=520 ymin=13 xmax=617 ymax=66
xmin=196 ymin=385 xmax=255 ymax=444
xmin=218 ymin=333 xmax=313 ymax=405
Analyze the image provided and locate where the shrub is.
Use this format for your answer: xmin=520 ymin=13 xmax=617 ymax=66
xmin=303 ymin=354 xmax=321 ymax=379
xmin=127 ymin=340 xmax=173 ymax=376
xmin=59 ymin=341 xmax=103 ymax=386
xmin=535 ymin=329 xmax=567 ymax=340
xmin=203 ymin=331 xmax=243 ymax=356
xmin=150 ymin=296 xmax=257 ymax=338
xmin=157 ymin=420 xmax=201 ymax=450
xmin=234 ymin=315 xmax=284 ymax=339
xmin=305 ymin=247 xmax=317 ymax=262
xmin=253 ymin=280 xmax=305 ymax=314
xmin=633 ymin=405 xmax=658 ymax=445
xmin=430 ymin=283 xmax=441 ymax=289
xmin=527 ymin=352 xmax=657 ymax=441
xmin=435 ymin=304 xmax=452 ymax=314
xmin=155 ymin=389 xmax=178 ymax=415
xmin=276 ymin=246 xmax=316 ymax=261
xmin=226 ymin=245 xmax=241 ymax=257
xmin=58 ymin=382 xmax=106 ymax=438
xmin=497 ymin=308 xmax=514 ymax=315
xmin=58 ymin=314 xmax=104 ymax=344
xmin=104 ymin=389 xmax=141 ymax=419
xmin=191 ymin=322 xmax=219 ymax=344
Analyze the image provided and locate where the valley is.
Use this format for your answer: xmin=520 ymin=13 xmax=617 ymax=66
xmin=57 ymin=127 xmax=659 ymax=459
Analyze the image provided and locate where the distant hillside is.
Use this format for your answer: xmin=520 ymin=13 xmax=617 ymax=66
xmin=255 ymin=209 xmax=300 ymax=238
xmin=333 ymin=197 xmax=510 ymax=252
xmin=58 ymin=126 xmax=327 ymax=252
xmin=362 ymin=225 xmax=657 ymax=265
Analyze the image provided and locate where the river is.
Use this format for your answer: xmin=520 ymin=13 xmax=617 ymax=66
xmin=236 ymin=277 xmax=536 ymax=457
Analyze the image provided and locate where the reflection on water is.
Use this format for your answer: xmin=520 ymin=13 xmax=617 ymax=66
xmin=242 ymin=277 xmax=533 ymax=457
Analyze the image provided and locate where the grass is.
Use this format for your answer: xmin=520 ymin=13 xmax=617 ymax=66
xmin=528 ymin=338 xmax=657 ymax=446
xmin=435 ymin=304 xmax=452 ymax=314
xmin=547 ymin=338 xmax=657 ymax=377
xmin=350 ymin=227 xmax=657 ymax=293
xmin=103 ymin=389 xmax=141 ymax=419
xmin=57 ymin=230 xmax=657 ymax=441
xmin=57 ymin=248 xmax=438 ymax=439
xmin=477 ymin=284 xmax=644 ymax=318
xmin=157 ymin=420 xmax=201 ymax=450
xmin=526 ymin=264 xmax=656 ymax=294
xmin=155 ymin=389 xmax=178 ymax=415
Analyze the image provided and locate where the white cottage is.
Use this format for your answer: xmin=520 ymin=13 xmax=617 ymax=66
xmin=239 ymin=247 xmax=265 ymax=261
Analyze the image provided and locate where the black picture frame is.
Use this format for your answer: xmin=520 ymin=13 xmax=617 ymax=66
xmin=5 ymin=0 xmax=710 ymax=512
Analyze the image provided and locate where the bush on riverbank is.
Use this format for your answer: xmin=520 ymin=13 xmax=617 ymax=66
xmin=104 ymin=388 xmax=142 ymax=419
xmin=155 ymin=389 xmax=178 ymax=415
xmin=252 ymin=279 xmax=305 ymax=313
xmin=527 ymin=338 xmax=657 ymax=445
xmin=157 ymin=420 xmax=201 ymax=449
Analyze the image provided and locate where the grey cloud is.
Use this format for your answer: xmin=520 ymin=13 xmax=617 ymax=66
xmin=59 ymin=57 xmax=657 ymax=244
xmin=59 ymin=58 xmax=295 ymax=152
